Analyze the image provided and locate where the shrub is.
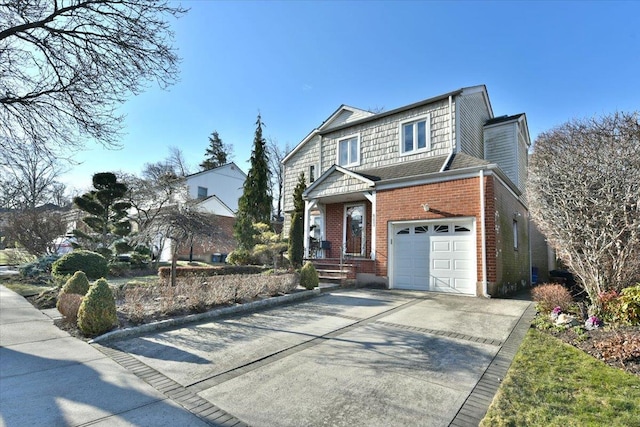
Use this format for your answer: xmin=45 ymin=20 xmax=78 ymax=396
xmin=288 ymin=212 xmax=304 ymax=268
xmin=57 ymin=293 xmax=83 ymax=323
xmin=300 ymin=261 xmax=319 ymax=290
xmin=77 ymin=278 xmax=118 ymax=336
xmin=226 ymin=249 xmax=252 ymax=266
xmin=531 ymin=283 xmax=574 ymax=314
xmin=52 ymin=250 xmax=108 ymax=279
xmin=60 ymin=271 xmax=90 ymax=296
xmin=108 ymin=261 xmax=131 ymax=277
xmin=603 ymin=284 xmax=640 ymax=326
xmin=19 ymin=254 xmax=59 ymax=277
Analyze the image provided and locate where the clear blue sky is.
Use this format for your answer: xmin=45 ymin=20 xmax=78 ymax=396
xmin=60 ymin=0 xmax=640 ymax=192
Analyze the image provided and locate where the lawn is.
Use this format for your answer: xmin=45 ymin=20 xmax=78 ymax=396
xmin=481 ymin=328 xmax=640 ymax=427
xmin=0 ymin=275 xmax=54 ymax=297
xmin=0 ymin=248 xmax=35 ymax=266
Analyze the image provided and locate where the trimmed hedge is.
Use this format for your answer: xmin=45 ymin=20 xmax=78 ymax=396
xmin=52 ymin=250 xmax=108 ymax=279
xmin=158 ymin=265 xmax=267 ymax=280
xmin=77 ymin=278 xmax=117 ymax=336
xmin=60 ymin=271 xmax=90 ymax=296
xmin=300 ymin=261 xmax=319 ymax=290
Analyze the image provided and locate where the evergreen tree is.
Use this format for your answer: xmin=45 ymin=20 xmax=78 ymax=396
xmin=288 ymin=172 xmax=306 ymax=267
xmin=200 ymin=131 xmax=232 ymax=170
xmin=73 ymin=172 xmax=131 ymax=251
xmin=234 ymin=114 xmax=272 ymax=249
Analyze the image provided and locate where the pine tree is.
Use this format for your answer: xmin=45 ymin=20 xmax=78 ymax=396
xmin=234 ymin=114 xmax=272 ymax=249
xmin=288 ymin=172 xmax=306 ymax=267
xmin=73 ymin=172 xmax=131 ymax=251
xmin=200 ymin=131 xmax=232 ymax=170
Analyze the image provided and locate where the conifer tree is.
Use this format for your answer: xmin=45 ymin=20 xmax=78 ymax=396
xmin=200 ymin=131 xmax=232 ymax=170
xmin=234 ymin=114 xmax=272 ymax=249
xmin=73 ymin=172 xmax=131 ymax=251
xmin=288 ymin=172 xmax=306 ymax=267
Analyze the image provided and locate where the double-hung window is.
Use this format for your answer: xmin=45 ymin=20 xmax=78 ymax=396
xmin=400 ymin=114 xmax=430 ymax=155
xmin=337 ymin=134 xmax=360 ymax=167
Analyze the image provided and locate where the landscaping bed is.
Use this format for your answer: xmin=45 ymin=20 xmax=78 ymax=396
xmin=534 ymin=317 xmax=640 ymax=377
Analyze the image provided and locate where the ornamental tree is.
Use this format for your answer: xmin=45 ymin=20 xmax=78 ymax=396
xmin=528 ymin=111 xmax=640 ymax=307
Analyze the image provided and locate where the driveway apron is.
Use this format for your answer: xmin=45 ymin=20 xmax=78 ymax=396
xmin=100 ymin=289 xmax=533 ymax=427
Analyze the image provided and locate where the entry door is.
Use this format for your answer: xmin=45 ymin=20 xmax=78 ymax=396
xmin=345 ymin=204 xmax=365 ymax=256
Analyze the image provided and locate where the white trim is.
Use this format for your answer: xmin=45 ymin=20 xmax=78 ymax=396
xmin=343 ymin=203 xmax=366 ymax=256
xmin=399 ymin=113 xmax=431 ymax=156
xmin=336 ymin=133 xmax=361 ymax=167
xmin=364 ymin=191 xmax=376 ymax=260
xmin=303 ymin=164 xmax=375 ymax=198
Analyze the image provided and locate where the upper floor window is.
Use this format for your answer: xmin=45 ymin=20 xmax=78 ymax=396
xmin=400 ymin=114 xmax=431 ymax=155
xmin=309 ymin=165 xmax=316 ymax=183
xmin=337 ymin=134 xmax=359 ymax=167
xmin=197 ymin=186 xmax=208 ymax=199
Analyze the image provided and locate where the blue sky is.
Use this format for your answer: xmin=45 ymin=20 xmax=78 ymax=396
xmin=60 ymin=0 xmax=640 ymax=192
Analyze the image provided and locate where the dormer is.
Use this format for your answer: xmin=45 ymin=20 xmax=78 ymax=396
xmin=483 ymin=114 xmax=531 ymax=192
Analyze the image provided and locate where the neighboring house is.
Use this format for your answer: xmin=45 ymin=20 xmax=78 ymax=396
xmin=184 ymin=162 xmax=246 ymax=212
xmin=282 ymin=85 xmax=538 ymax=296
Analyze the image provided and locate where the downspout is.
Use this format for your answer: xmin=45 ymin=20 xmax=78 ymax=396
xmin=440 ymin=95 xmax=455 ymax=172
xmin=480 ymin=169 xmax=489 ymax=297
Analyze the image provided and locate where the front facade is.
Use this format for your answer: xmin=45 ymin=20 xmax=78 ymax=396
xmin=282 ymin=85 xmax=532 ymax=296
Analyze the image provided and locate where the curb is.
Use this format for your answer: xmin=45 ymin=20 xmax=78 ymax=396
xmin=90 ymin=288 xmax=322 ymax=344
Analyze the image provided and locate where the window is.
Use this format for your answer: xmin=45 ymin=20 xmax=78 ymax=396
xmin=337 ymin=135 xmax=359 ymax=166
xmin=454 ymin=225 xmax=471 ymax=233
xmin=197 ymin=186 xmax=208 ymax=198
xmin=434 ymin=225 xmax=449 ymax=233
xmin=400 ymin=114 xmax=430 ymax=154
xmin=513 ymin=220 xmax=519 ymax=250
xmin=309 ymin=165 xmax=316 ymax=183
xmin=415 ymin=226 xmax=429 ymax=233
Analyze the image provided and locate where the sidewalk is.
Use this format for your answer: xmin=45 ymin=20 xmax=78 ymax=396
xmin=0 ymin=285 xmax=210 ymax=427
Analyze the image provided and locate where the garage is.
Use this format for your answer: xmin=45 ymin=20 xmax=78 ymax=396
xmin=391 ymin=220 xmax=476 ymax=294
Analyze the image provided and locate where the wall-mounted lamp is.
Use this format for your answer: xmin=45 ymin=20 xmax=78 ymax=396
xmin=421 ymin=203 xmax=430 ymax=212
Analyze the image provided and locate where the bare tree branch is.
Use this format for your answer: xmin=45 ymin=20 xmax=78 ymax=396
xmin=0 ymin=0 xmax=187 ymax=153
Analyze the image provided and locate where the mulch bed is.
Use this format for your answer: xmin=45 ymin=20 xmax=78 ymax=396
xmin=540 ymin=321 xmax=640 ymax=377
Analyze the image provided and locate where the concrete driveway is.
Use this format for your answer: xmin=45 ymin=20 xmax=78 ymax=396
xmin=100 ymin=289 xmax=534 ymax=427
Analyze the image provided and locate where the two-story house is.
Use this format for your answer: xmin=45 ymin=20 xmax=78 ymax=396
xmin=282 ymin=85 xmax=532 ymax=297
xmin=162 ymin=162 xmax=246 ymax=262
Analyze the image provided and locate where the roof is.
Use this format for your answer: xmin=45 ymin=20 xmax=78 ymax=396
xmin=318 ymin=88 xmax=465 ymax=136
xmin=184 ymin=162 xmax=246 ymax=179
xmin=484 ymin=113 xmax=525 ymax=127
xmin=351 ymin=153 xmax=490 ymax=183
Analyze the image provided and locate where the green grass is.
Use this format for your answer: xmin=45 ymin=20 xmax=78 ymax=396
xmin=481 ymin=328 xmax=640 ymax=427
xmin=0 ymin=276 xmax=54 ymax=296
xmin=108 ymin=275 xmax=159 ymax=287
xmin=0 ymin=248 xmax=35 ymax=266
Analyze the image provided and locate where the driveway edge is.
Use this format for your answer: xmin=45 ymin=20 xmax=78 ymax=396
xmin=90 ymin=288 xmax=321 ymax=344
xmin=449 ymin=302 xmax=536 ymax=427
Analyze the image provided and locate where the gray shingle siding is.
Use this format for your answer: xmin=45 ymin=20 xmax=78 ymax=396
xmin=457 ymin=91 xmax=491 ymax=158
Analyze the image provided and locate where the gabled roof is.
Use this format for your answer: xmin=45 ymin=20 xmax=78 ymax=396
xmin=185 ymin=161 xmax=247 ymax=179
xmin=302 ymin=164 xmax=375 ymax=198
xmin=196 ymin=194 xmax=235 ymax=216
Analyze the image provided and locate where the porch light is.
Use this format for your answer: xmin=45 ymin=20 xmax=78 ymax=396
xmin=421 ymin=203 xmax=430 ymax=212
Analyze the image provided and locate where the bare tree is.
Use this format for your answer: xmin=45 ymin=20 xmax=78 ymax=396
xmin=5 ymin=208 xmax=67 ymax=256
xmin=528 ymin=112 xmax=640 ymax=308
xmin=268 ymin=138 xmax=289 ymax=221
xmin=136 ymin=201 xmax=220 ymax=286
xmin=0 ymin=0 xmax=187 ymax=155
xmin=120 ymin=164 xmax=187 ymax=267
xmin=0 ymin=141 xmax=67 ymax=209
xmin=167 ymin=146 xmax=192 ymax=177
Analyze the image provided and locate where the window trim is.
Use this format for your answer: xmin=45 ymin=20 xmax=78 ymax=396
xmin=197 ymin=186 xmax=208 ymax=199
xmin=399 ymin=113 xmax=431 ymax=156
xmin=336 ymin=133 xmax=360 ymax=167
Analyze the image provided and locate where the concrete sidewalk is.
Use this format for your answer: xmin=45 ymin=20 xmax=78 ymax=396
xmin=0 ymin=285 xmax=222 ymax=427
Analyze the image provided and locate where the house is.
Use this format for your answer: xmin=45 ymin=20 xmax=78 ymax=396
xmin=282 ymin=85 xmax=536 ymax=296
xmin=159 ymin=162 xmax=246 ymax=262
xmin=184 ymin=162 xmax=246 ymax=212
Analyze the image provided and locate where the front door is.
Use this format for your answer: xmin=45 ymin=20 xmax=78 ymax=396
xmin=345 ymin=204 xmax=365 ymax=256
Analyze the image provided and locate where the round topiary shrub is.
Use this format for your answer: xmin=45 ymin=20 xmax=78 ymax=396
xmin=60 ymin=271 xmax=91 ymax=296
xmin=300 ymin=261 xmax=319 ymax=290
xmin=77 ymin=278 xmax=118 ymax=336
xmin=52 ymin=250 xmax=109 ymax=280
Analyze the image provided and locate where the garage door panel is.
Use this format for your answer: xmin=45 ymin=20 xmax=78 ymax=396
xmin=392 ymin=221 xmax=475 ymax=294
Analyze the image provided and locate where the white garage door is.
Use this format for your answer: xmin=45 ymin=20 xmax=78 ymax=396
xmin=392 ymin=221 xmax=476 ymax=294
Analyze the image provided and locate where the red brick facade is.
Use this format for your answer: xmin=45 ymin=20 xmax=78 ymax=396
xmin=317 ymin=174 xmax=530 ymax=295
